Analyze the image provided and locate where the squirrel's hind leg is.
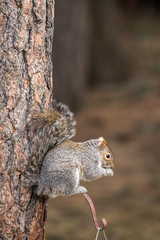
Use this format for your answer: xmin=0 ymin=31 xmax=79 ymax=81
xmin=61 ymin=167 xmax=87 ymax=196
xmin=69 ymin=186 xmax=87 ymax=196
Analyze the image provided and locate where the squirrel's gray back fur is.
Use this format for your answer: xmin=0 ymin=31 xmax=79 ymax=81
xmin=27 ymin=101 xmax=76 ymax=174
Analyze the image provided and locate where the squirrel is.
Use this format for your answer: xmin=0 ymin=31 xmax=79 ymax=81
xmin=27 ymin=101 xmax=114 ymax=198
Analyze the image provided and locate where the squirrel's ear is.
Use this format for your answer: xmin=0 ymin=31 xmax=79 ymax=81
xmin=98 ymin=137 xmax=106 ymax=150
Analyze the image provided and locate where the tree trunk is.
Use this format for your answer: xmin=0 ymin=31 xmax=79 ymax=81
xmin=53 ymin=0 xmax=90 ymax=111
xmin=0 ymin=0 xmax=55 ymax=239
xmin=89 ymin=0 xmax=132 ymax=85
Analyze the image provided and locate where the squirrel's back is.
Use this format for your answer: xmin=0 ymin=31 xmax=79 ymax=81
xmin=27 ymin=101 xmax=76 ymax=174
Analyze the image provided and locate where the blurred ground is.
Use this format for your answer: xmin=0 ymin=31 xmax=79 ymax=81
xmin=46 ymin=14 xmax=160 ymax=240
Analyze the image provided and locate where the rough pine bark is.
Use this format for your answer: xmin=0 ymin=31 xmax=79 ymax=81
xmin=0 ymin=0 xmax=55 ymax=239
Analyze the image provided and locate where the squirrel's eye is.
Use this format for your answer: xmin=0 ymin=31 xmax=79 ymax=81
xmin=106 ymin=153 xmax=110 ymax=159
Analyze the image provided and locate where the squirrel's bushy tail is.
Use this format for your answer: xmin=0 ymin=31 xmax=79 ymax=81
xmin=27 ymin=101 xmax=76 ymax=173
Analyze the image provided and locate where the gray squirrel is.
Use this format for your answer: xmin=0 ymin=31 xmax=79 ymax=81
xmin=27 ymin=101 xmax=114 ymax=198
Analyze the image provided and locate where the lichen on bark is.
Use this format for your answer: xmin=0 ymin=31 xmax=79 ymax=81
xmin=0 ymin=0 xmax=55 ymax=239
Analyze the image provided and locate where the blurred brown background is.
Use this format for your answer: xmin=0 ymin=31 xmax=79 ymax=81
xmin=47 ymin=0 xmax=160 ymax=239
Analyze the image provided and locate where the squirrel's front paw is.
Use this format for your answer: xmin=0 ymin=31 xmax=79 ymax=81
xmin=106 ymin=168 xmax=114 ymax=176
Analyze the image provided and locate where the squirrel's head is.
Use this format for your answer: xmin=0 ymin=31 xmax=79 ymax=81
xmin=98 ymin=137 xmax=114 ymax=169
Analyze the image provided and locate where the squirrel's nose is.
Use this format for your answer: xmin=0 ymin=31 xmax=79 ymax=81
xmin=110 ymin=162 xmax=114 ymax=169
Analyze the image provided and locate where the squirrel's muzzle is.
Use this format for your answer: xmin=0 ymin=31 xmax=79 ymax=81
xmin=108 ymin=162 xmax=114 ymax=169
xmin=102 ymin=161 xmax=114 ymax=169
